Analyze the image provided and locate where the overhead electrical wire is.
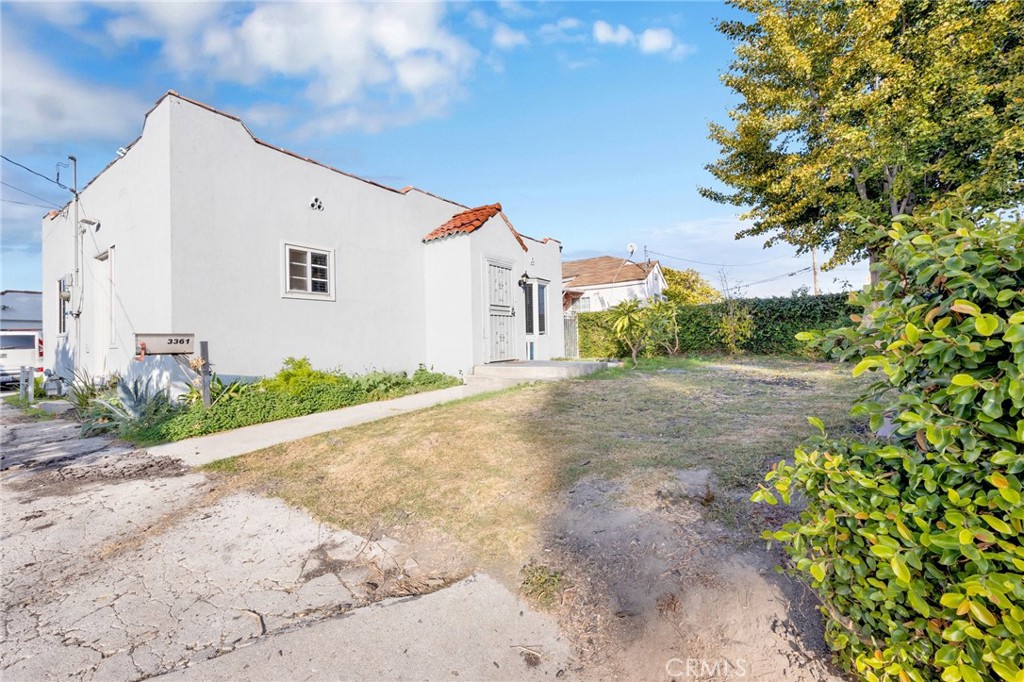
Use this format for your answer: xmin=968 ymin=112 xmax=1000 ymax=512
xmin=1 ymin=180 xmax=61 ymax=208
xmin=646 ymin=248 xmax=790 ymax=268
xmin=1 ymin=154 xmax=70 ymax=191
xmin=2 ymin=198 xmax=59 ymax=210
xmin=736 ymin=267 xmax=813 ymax=289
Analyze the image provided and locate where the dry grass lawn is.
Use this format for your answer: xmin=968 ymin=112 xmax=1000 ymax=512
xmin=206 ymin=355 xmax=866 ymax=575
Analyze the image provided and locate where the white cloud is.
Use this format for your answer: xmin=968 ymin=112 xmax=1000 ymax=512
xmin=466 ymin=9 xmax=490 ymax=31
xmin=104 ymin=2 xmax=227 ymax=70
xmin=538 ymin=17 xmax=584 ymax=43
xmin=91 ymin=3 xmax=478 ymax=134
xmin=206 ymin=4 xmax=475 ymax=111
xmin=497 ymin=0 xmax=533 ymax=19
xmin=641 ymin=27 xmax=697 ymax=60
xmin=10 ymin=1 xmax=89 ymax=28
xmin=639 ymin=28 xmax=675 ymax=54
xmin=0 ymin=41 xmax=148 ymax=153
xmin=493 ymin=23 xmax=528 ymax=50
xmin=593 ymin=20 xmax=634 ymax=46
xmin=592 ymin=21 xmax=696 ymax=59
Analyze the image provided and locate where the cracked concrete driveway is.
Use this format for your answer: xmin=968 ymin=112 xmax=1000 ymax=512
xmin=1 ymin=405 xmax=572 ymax=681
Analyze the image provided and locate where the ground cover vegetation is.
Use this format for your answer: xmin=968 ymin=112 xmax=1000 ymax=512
xmin=756 ymin=209 xmax=1024 ymax=682
xmin=75 ymin=357 xmax=460 ymax=445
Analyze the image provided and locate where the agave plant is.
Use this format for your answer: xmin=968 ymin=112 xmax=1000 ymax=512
xmin=82 ymin=377 xmax=172 ymax=435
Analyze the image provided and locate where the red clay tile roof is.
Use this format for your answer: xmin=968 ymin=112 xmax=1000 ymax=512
xmin=562 ymin=256 xmax=660 ymax=287
xmin=423 ymin=203 xmax=528 ymax=251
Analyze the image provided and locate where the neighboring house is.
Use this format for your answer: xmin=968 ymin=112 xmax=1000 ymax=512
xmin=0 ymin=290 xmax=42 ymax=330
xmin=41 ymin=92 xmax=564 ymax=388
xmin=562 ymin=256 xmax=665 ymax=312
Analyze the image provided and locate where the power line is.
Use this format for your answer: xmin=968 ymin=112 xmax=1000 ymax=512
xmin=2 ymin=198 xmax=58 ymax=209
xmin=737 ymin=267 xmax=813 ymax=289
xmin=1 ymin=155 xmax=71 ymax=192
xmin=1 ymin=181 xmax=60 ymax=207
xmin=647 ymin=248 xmax=789 ymax=268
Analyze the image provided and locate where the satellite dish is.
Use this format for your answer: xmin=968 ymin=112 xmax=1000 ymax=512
xmin=626 ymin=243 xmax=637 ymax=256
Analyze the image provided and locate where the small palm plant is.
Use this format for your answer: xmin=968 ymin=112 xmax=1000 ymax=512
xmin=609 ymin=299 xmax=654 ymax=368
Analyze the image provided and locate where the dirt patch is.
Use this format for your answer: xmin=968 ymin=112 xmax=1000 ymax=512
xmin=538 ymin=472 xmax=841 ymax=681
xmin=5 ymin=451 xmax=190 ymax=498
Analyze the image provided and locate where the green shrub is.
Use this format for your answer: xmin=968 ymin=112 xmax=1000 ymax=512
xmin=577 ymin=293 xmax=853 ymax=359
xmin=577 ymin=310 xmax=621 ymax=358
xmin=718 ymin=299 xmax=755 ymax=355
xmin=411 ymin=364 xmax=463 ymax=390
xmin=754 ymin=208 xmax=1024 ymax=682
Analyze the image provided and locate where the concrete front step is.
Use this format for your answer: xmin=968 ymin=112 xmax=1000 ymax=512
xmin=468 ymin=360 xmax=613 ymax=386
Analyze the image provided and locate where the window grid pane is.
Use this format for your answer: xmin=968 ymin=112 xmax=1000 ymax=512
xmin=538 ymin=284 xmax=547 ymax=334
xmin=285 ymin=246 xmax=331 ymax=296
xmin=524 ymin=283 xmax=535 ymax=335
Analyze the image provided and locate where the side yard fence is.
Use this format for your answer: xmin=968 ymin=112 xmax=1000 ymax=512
xmin=578 ymin=292 xmax=855 ymax=358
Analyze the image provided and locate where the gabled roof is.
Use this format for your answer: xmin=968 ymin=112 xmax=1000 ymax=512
xmin=423 ymin=203 xmax=528 ymax=251
xmin=561 ymin=256 xmax=661 ymax=288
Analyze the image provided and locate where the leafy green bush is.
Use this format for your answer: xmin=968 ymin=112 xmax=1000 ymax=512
xmin=577 ymin=293 xmax=852 ymax=358
xmin=577 ymin=310 xmax=621 ymax=358
xmin=754 ymin=209 xmax=1024 ymax=682
xmin=411 ymin=364 xmax=463 ymax=390
xmin=718 ymin=299 xmax=755 ymax=355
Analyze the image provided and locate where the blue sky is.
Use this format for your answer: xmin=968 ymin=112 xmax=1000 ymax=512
xmin=1 ymin=1 xmax=869 ymax=297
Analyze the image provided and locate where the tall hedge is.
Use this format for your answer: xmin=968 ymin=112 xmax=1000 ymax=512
xmin=576 ymin=292 xmax=853 ymax=358
xmin=755 ymin=209 xmax=1024 ymax=682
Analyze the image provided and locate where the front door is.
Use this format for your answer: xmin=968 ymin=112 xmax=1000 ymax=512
xmin=487 ymin=262 xmax=515 ymax=362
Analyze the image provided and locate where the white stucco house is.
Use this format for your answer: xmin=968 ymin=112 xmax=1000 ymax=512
xmin=562 ymin=256 xmax=665 ymax=312
xmin=41 ymin=92 xmax=564 ymax=387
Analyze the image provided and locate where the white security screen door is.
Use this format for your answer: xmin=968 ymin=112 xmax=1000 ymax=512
xmin=487 ymin=262 xmax=515 ymax=362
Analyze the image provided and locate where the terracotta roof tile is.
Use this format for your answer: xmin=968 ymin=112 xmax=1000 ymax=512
xmin=561 ymin=256 xmax=660 ymax=288
xmin=423 ymin=203 xmax=502 ymax=242
xmin=423 ymin=204 xmax=529 ymax=252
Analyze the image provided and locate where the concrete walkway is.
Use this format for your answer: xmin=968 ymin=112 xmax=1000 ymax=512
xmin=147 ymin=385 xmax=492 ymax=467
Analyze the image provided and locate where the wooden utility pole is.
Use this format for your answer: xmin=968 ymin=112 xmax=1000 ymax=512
xmin=811 ymin=247 xmax=820 ymax=295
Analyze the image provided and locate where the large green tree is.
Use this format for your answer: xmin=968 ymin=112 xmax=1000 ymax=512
xmin=701 ymin=0 xmax=1024 ymax=270
xmin=662 ymin=267 xmax=721 ymax=305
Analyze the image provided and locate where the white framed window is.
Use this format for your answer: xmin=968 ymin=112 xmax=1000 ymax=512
xmin=523 ymin=279 xmax=549 ymax=336
xmin=538 ymin=282 xmax=547 ymax=334
xmin=282 ymin=242 xmax=336 ymax=301
xmin=57 ymin=277 xmax=69 ymax=335
xmin=524 ymin=282 xmax=535 ymax=335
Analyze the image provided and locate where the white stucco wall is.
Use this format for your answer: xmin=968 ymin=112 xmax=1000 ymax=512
xmin=42 ymin=101 xmax=177 ymax=383
xmin=164 ymin=97 xmax=467 ymax=379
xmin=423 ymin=236 xmax=474 ymax=378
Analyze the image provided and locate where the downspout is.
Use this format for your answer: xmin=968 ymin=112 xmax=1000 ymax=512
xmin=70 ymin=155 xmax=82 ymax=364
